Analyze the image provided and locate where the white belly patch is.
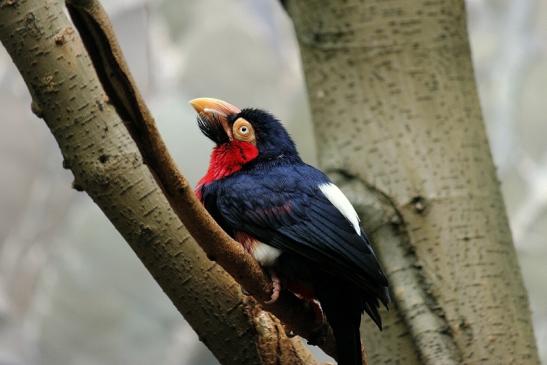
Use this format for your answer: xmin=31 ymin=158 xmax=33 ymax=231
xmin=252 ymin=242 xmax=282 ymax=266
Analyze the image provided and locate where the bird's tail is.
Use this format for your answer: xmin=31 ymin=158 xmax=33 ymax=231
xmin=318 ymin=290 xmax=364 ymax=365
xmin=330 ymin=317 xmax=363 ymax=365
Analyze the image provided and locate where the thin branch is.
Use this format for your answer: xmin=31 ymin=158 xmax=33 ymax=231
xmin=65 ymin=0 xmax=337 ymax=358
xmin=65 ymin=0 xmax=271 ymax=299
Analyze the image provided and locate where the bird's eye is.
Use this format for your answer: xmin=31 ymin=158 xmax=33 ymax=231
xmin=232 ymin=118 xmax=255 ymax=143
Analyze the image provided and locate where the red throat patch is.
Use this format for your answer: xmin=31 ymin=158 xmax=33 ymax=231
xmin=195 ymin=141 xmax=259 ymax=199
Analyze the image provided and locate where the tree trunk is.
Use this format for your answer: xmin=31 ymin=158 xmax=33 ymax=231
xmin=286 ymin=0 xmax=540 ymax=364
xmin=0 ymin=1 xmax=315 ymax=364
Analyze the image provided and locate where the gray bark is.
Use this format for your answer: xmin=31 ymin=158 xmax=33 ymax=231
xmin=286 ymin=0 xmax=540 ymax=364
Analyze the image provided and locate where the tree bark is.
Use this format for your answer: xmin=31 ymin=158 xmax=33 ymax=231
xmin=286 ymin=0 xmax=540 ymax=364
xmin=0 ymin=1 xmax=316 ymax=364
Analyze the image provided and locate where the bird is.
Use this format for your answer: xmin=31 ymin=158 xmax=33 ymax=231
xmin=190 ymin=97 xmax=389 ymax=365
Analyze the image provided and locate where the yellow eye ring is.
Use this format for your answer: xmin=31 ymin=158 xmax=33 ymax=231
xmin=232 ymin=118 xmax=255 ymax=143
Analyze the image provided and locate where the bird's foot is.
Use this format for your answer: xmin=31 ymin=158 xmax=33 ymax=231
xmin=264 ymin=270 xmax=281 ymax=304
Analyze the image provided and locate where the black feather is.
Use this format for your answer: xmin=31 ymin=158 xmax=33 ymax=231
xmin=206 ymin=161 xmax=389 ymax=315
xmin=197 ymin=114 xmax=229 ymax=145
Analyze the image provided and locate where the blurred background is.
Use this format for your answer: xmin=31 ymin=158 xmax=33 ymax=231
xmin=0 ymin=0 xmax=545 ymax=364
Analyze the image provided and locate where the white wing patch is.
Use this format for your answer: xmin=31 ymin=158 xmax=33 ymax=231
xmin=252 ymin=242 xmax=282 ymax=266
xmin=319 ymin=182 xmax=361 ymax=235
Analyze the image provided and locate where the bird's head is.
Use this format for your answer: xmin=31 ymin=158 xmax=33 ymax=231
xmin=190 ymin=98 xmax=299 ymax=188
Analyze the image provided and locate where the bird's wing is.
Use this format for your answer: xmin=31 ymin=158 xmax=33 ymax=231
xmin=216 ymin=165 xmax=388 ymax=298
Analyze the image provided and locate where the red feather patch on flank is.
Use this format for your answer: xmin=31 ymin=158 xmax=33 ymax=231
xmin=195 ymin=141 xmax=258 ymax=200
xmin=234 ymin=231 xmax=257 ymax=254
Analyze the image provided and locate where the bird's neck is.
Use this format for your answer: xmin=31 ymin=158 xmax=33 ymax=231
xmin=195 ymin=141 xmax=258 ymax=199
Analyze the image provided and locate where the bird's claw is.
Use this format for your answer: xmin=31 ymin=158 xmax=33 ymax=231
xmin=264 ymin=271 xmax=281 ymax=305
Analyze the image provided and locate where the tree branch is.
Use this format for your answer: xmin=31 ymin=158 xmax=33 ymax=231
xmin=63 ymin=0 xmax=336 ymax=358
xmin=66 ymin=0 xmax=272 ymax=303
xmin=0 ymin=0 xmax=319 ymax=364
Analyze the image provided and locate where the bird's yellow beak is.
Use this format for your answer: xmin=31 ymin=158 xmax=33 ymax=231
xmin=190 ymin=97 xmax=241 ymax=143
xmin=189 ymin=97 xmax=241 ymax=118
